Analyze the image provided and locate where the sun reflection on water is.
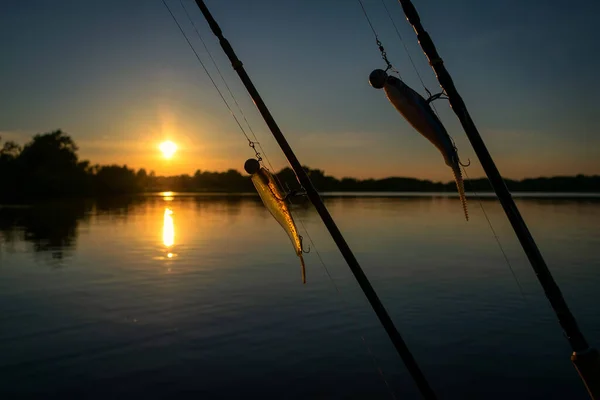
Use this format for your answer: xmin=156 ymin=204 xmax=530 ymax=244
xmin=163 ymin=208 xmax=174 ymax=248
xmin=161 ymin=191 xmax=174 ymax=202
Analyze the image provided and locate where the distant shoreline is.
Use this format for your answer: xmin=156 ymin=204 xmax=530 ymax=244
xmin=2 ymin=130 xmax=599 ymax=202
xmin=143 ymin=191 xmax=600 ymax=199
xmin=2 ymin=192 xmax=599 ymax=208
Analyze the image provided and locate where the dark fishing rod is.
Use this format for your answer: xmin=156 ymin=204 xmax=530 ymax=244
xmin=394 ymin=0 xmax=599 ymax=398
xmin=191 ymin=1 xmax=436 ymax=398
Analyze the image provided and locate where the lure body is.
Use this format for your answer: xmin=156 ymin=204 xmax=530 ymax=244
xmin=245 ymin=160 xmax=306 ymax=283
xmin=369 ymin=69 xmax=469 ymax=221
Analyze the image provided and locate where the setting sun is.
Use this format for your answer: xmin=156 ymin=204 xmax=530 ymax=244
xmin=159 ymin=141 xmax=177 ymax=159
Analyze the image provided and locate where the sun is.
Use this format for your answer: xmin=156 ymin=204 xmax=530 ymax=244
xmin=159 ymin=141 xmax=177 ymax=159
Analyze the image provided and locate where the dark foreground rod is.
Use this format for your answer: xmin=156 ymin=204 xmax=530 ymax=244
xmin=192 ymin=0 xmax=436 ymax=398
xmin=395 ymin=0 xmax=600 ymax=398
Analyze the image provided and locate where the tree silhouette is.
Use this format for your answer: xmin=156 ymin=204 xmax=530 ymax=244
xmin=12 ymin=130 xmax=87 ymax=198
xmin=0 ymin=139 xmax=21 ymax=160
xmin=0 ymin=137 xmax=22 ymax=196
xmin=94 ymin=165 xmax=139 ymax=194
xmin=0 ymin=130 xmax=597 ymax=202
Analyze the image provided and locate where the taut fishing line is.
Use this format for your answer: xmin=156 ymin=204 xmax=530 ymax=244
xmin=361 ymin=0 xmax=530 ymax=357
xmin=163 ymin=2 xmax=397 ymax=396
xmin=177 ymin=0 xmax=313 ymax=223
xmin=178 ymin=0 xmax=279 ymax=175
xmin=295 ymin=214 xmax=398 ymax=400
xmin=461 ymin=165 xmax=527 ymax=301
xmin=380 ymin=0 xmax=427 ymax=94
xmin=177 ymin=0 xmax=313 ymax=243
xmin=160 ymin=0 xmax=254 ymax=152
xmin=357 ymin=0 xmax=400 ymax=77
xmin=163 ymin=0 xmax=318 ymax=278
xmin=381 ymin=0 xmax=526 ymax=298
xmin=374 ymin=0 xmax=523 ymax=293
xmin=379 ymin=0 xmax=447 ymax=117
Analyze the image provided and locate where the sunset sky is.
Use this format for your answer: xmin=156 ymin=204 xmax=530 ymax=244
xmin=1 ymin=0 xmax=598 ymax=181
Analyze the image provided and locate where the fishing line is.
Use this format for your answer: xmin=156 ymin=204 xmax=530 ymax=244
xmin=461 ymin=165 xmax=527 ymax=301
xmin=168 ymin=0 xmax=304 ymax=229
xmin=177 ymin=0 xmax=305 ymax=205
xmin=379 ymin=0 xmax=427 ymax=94
xmin=296 ymin=217 xmax=336 ymax=290
xmin=379 ymin=0 xmax=528 ymax=342
xmin=165 ymin=3 xmax=397 ymax=395
xmin=286 ymin=190 xmax=397 ymax=398
xmin=165 ymin=0 xmax=295 ymax=218
xmin=357 ymin=0 xmax=380 ymax=40
xmin=178 ymin=0 xmax=314 ymax=211
xmin=178 ymin=0 xmax=279 ymax=176
xmin=379 ymin=0 xmax=449 ymax=119
xmin=175 ymin=1 xmax=314 ymax=254
xmin=357 ymin=0 xmax=399 ymax=76
xmin=161 ymin=0 xmax=258 ymax=156
xmin=295 ymin=215 xmax=397 ymax=400
xmin=176 ymin=0 xmax=328 ymax=270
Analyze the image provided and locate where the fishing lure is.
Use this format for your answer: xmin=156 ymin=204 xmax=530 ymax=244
xmin=244 ymin=158 xmax=306 ymax=283
xmin=369 ymin=69 xmax=469 ymax=221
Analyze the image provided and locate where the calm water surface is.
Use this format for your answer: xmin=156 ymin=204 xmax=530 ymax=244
xmin=0 ymin=194 xmax=599 ymax=399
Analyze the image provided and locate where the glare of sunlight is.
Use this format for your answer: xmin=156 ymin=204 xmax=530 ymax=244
xmin=161 ymin=191 xmax=174 ymax=201
xmin=159 ymin=141 xmax=177 ymax=159
xmin=163 ymin=208 xmax=174 ymax=248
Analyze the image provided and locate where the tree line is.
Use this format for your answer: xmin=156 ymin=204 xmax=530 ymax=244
xmin=1 ymin=130 xmax=598 ymax=201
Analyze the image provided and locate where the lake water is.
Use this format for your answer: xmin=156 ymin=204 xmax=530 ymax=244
xmin=1 ymin=193 xmax=599 ymax=399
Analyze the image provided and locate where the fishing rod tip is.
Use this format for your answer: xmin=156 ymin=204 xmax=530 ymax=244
xmin=244 ymin=158 xmax=260 ymax=175
xmin=369 ymin=69 xmax=388 ymax=89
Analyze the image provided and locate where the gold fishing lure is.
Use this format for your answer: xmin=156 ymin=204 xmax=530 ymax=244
xmin=244 ymin=159 xmax=306 ymax=284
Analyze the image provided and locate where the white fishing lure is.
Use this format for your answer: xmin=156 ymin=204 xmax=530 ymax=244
xmin=369 ymin=69 xmax=468 ymax=221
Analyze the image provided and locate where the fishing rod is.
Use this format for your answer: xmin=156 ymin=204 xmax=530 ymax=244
xmin=393 ymin=0 xmax=600 ymax=398
xmin=190 ymin=1 xmax=436 ymax=398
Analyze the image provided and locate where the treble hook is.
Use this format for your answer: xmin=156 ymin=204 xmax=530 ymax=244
xmin=425 ymin=87 xmax=433 ymax=99
xmin=265 ymin=186 xmax=307 ymax=204
xmin=282 ymin=188 xmax=307 ymax=202
xmin=299 ymin=235 xmax=311 ymax=254
xmin=459 ymin=158 xmax=471 ymax=167
xmin=426 ymin=92 xmax=449 ymax=104
xmin=294 ymin=189 xmax=307 ymax=198
xmin=449 ymin=136 xmax=471 ymax=168
xmin=453 ymin=147 xmax=470 ymax=167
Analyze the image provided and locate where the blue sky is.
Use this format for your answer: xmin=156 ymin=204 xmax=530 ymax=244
xmin=1 ymin=0 xmax=598 ymax=181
